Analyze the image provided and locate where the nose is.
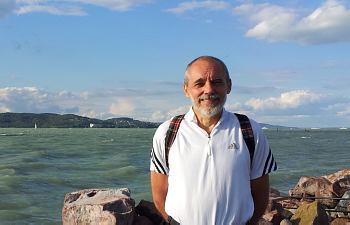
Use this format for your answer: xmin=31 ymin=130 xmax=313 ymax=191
xmin=203 ymin=81 xmax=214 ymax=94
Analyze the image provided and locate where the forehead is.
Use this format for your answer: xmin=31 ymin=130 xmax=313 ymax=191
xmin=187 ymin=59 xmax=226 ymax=81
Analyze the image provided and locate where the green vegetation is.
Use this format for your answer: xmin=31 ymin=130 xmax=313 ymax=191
xmin=0 ymin=113 xmax=160 ymax=128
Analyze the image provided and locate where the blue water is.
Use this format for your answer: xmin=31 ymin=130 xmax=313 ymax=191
xmin=0 ymin=128 xmax=349 ymax=224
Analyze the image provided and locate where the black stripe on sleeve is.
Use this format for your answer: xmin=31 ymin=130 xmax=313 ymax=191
xmin=262 ymin=149 xmax=272 ymax=175
xmin=267 ymin=154 xmax=275 ymax=173
xmin=151 ymin=147 xmax=167 ymax=174
xmin=152 ymin=159 xmax=162 ymax=174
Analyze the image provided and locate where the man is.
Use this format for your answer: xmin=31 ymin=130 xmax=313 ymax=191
xmin=150 ymin=56 xmax=277 ymax=225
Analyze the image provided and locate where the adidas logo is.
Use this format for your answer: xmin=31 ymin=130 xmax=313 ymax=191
xmin=228 ymin=143 xmax=239 ymax=150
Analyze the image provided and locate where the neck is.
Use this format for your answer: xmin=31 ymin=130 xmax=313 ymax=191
xmin=194 ymin=109 xmax=223 ymax=135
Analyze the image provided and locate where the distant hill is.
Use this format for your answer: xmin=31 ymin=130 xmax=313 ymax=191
xmin=0 ymin=112 xmax=289 ymax=129
xmin=0 ymin=113 xmax=161 ymax=128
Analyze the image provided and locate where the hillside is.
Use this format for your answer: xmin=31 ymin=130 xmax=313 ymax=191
xmin=0 ymin=113 xmax=160 ymax=128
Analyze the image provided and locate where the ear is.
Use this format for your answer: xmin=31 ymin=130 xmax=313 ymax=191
xmin=227 ymin=79 xmax=232 ymax=94
xmin=183 ymin=84 xmax=190 ymax=98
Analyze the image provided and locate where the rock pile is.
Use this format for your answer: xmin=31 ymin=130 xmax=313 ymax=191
xmin=260 ymin=168 xmax=350 ymax=225
xmin=62 ymin=169 xmax=350 ymax=225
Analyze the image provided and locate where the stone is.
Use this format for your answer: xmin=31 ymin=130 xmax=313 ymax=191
xmin=279 ymin=198 xmax=301 ymax=214
xmin=135 ymin=200 xmax=164 ymax=225
xmin=263 ymin=210 xmax=284 ymax=225
xmin=62 ymin=188 xmax=135 ymax=225
xmin=334 ymin=190 xmax=350 ymax=218
xmin=257 ymin=218 xmax=273 ymax=225
xmin=323 ymin=169 xmax=350 ymax=184
xmin=290 ymin=201 xmax=329 ymax=225
xmin=270 ymin=188 xmax=281 ymax=197
xmin=280 ymin=219 xmax=292 ymax=225
xmin=331 ymin=218 xmax=350 ymax=225
xmin=289 ymin=176 xmax=338 ymax=208
xmin=132 ymin=215 xmax=154 ymax=225
xmin=324 ymin=169 xmax=350 ymax=197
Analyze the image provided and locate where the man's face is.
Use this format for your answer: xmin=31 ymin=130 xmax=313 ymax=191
xmin=184 ymin=59 xmax=231 ymax=119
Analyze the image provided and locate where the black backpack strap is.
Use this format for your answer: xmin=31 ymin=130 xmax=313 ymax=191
xmin=165 ymin=114 xmax=185 ymax=168
xmin=234 ymin=113 xmax=255 ymax=165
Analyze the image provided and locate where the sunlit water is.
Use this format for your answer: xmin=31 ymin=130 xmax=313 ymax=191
xmin=0 ymin=128 xmax=349 ymax=224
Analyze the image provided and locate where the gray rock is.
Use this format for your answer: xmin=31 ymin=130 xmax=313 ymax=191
xmin=62 ymin=188 xmax=135 ymax=225
xmin=334 ymin=190 xmax=350 ymax=218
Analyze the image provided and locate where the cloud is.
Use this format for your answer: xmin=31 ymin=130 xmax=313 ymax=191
xmin=109 ymin=99 xmax=135 ymax=116
xmin=0 ymin=0 xmax=15 ymax=18
xmin=12 ymin=0 xmax=151 ymax=16
xmin=0 ymin=87 xmax=80 ymax=114
xmin=246 ymin=90 xmax=323 ymax=111
xmin=234 ymin=0 xmax=350 ymax=44
xmin=15 ymin=4 xmax=86 ymax=16
xmin=166 ymin=0 xmax=231 ymax=14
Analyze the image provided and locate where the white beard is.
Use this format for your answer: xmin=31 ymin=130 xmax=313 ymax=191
xmin=190 ymin=94 xmax=226 ymax=119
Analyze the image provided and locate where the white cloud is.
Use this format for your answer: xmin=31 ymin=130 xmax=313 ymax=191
xmin=234 ymin=0 xmax=350 ymax=44
xmin=72 ymin=0 xmax=152 ymax=11
xmin=11 ymin=0 xmax=151 ymax=16
xmin=246 ymin=90 xmax=322 ymax=111
xmin=0 ymin=87 xmax=80 ymax=113
xmin=0 ymin=106 xmax=10 ymax=113
xmin=109 ymin=99 xmax=135 ymax=116
xmin=15 ymin=4 xmax=86 ymax=16
xmin=166 ymin=0 xmax=231 ymax=14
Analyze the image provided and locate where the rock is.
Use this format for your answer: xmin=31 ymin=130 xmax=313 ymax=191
xmin=270 ymin=188 xmax=281 ymax=197
xmin=279 ymin=198 xmax=301 ymax=214
xmin=135 ymin=200 xmax=164 ymax=225
xmin=330 ymin=218 xmax=350 ymax=225
xmin=132 ymin=215 xmax=154 ymax=225
xmin=62 ymin=188 xmax=135 ymax=225
xmin=290 ymin=201 xmax=329 ymax=225
xmin=257 ymin=218 xmax=273 ymax=225
xmin=266 ymin=199 xmax=284 ymax=213
xmin=289 ymin=176 xmax=338 ymax=208
xmin=323 ymin=169 xmax=350 ymax=183
xmin=280 ymin=219 xmax=292 ymax=225
xmin=324 ymin=169 xmax=350 ymax=197
xmin=334 ymin=190 xmax=350 ymax=218
xmin=263 ymin=210 xmax=284 ymax=225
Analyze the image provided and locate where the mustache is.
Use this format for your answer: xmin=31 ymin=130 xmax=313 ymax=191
xmin=198 ymin=94 xmax=220 ymax=101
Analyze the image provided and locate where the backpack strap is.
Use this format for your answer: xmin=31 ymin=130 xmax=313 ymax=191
xmin=234 ymin=113 xmax=255 ymax=165
xmin=165 ymin=114 xmax=185 ymax=168
xmin=164 ymin=113 xmax=256 ymax=169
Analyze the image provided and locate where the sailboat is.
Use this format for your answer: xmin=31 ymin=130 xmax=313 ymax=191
xmin=34 ymin=123 xmax=37 ymax=129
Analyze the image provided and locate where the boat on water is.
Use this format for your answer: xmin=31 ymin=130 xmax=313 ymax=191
xmin=34 ymin=123 xmax=37 ymax=129
xmin=339 ymin=127 xmax=348 ymax=130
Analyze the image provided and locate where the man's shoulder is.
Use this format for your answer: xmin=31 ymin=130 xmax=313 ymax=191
xmin=225 ymin=111 xmax=262 ymax=131
xmin=153 ymin=118 xmax=174 ymax=139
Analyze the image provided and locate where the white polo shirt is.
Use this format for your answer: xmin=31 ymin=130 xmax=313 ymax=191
xmin=150 ymin=108 xmax=277 ymax=225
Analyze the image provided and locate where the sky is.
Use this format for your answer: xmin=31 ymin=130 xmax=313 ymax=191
xmin=0 ymin=0 xmax=350 ymax=128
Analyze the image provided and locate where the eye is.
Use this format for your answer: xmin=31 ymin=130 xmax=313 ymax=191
xmin=194 ymin=81 xmax=205 ymax=87
xmin=212 ymin=79 xmax=224 ymax=86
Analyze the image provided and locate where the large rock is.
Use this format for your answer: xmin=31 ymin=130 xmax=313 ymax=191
xmin=323 ymin=169 xmax=350 ymax=184
xmin=330 ymin=218 xmax=350 ymax=225
xmin=334 ymin=190 xmax=350 ymax=218
xmin=289 ymin=176 xmax=338 ymax=208
xmin=323 ymin=169 xmax=350 ymax=198
xmin=290 ymin=201 xmax=329 ymax=225
xmin=135 ymin=200 xmax=164 ymax=225
xmin=62 ymin=188 xmax=135 ymax=225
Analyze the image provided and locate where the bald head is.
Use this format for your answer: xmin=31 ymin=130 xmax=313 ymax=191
xmin=184 ymin=56 xmax=230 ymax=85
